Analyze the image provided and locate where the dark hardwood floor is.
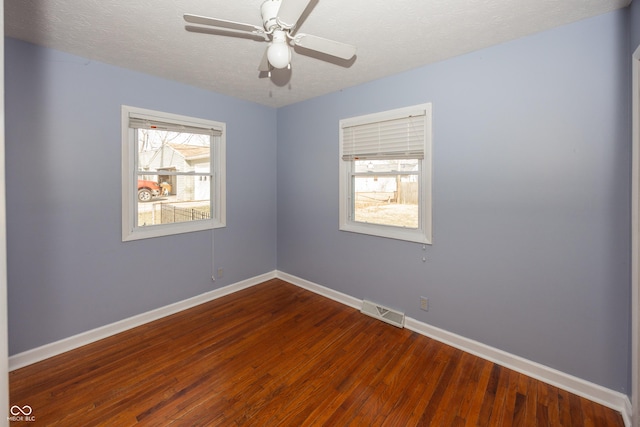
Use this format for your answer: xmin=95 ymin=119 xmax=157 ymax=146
xmin=10 ymin=279 xmax=625 ymax=426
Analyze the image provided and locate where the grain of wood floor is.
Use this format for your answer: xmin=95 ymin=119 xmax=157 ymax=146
xmin=10 ymin=279 xmax=625 ymax=426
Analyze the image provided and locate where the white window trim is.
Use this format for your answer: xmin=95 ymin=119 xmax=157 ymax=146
xmin=339 ymin=103 xmax=432 ymax=244
xmin=121 ymin=105 xmax=226 ymax=242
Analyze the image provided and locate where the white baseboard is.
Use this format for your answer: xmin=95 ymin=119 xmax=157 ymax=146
xmin=9 ymin=269 xmax=632 ymax=426
xmin=277 ymin=271 xmax=632 ymax=426
xmin=8 ymin=270 xmax=277 ymax=371
xmin=276 ymin=271 xmax=362 ymax=310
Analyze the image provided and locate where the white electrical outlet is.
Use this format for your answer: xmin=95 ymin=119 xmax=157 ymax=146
xmin=420 ymin=296 xmax=429 ymax=311
xmin=217 ymin=268 xmax=223 ymax=278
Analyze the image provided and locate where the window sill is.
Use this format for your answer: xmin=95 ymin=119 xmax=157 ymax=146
xmin=340 ymin=221 xmax=432 ymax=245
xmin=122 ymin=219 xmax=225 ymax=242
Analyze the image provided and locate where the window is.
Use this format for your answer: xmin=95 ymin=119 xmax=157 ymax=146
xmin=121 ymin=106 xmax=226 ymax=241
xmin=339 ymin=103 xmax=432 ymax=244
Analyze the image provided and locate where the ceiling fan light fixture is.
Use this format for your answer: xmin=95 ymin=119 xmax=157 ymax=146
xmin=267 ymin=42 xmax=291 ymax=69
xmin=267 ymin=30 xmax=291 ymax=69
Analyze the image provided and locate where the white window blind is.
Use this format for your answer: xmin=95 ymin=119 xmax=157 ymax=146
xmin=128 ymin=115 xmax=223 ymax=136
xmin=341 ymin=110 xmax=426 ymax=160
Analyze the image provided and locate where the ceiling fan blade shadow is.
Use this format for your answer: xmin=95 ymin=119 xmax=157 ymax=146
xmin=293 ymin=33 xmax=356 ymax=60
xmin=258 ymin=46 xmax=271 ymax=72
xmin=184 ymin=14 xmax=264 ymax=35
xmin=267 ymin=67 xmax=292 ymax=86
xmin=185 ymin=25 xmax=268 ymax=42
xmin=277 ymin=0 xmax=313 ymax=29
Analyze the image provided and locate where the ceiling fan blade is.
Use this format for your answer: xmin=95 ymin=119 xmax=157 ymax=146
xmin=293 ymin=34 xmax=356 ymax=60
xmin=258 ymin=47 xmax=271 ymax=72
xmin=184 ymin=13 xmax=264 ymax=35
xmin=276 ymin=0 xmax=312 ymax=29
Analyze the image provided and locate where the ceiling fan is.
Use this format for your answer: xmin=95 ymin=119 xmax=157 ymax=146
xmin=184 ymin=0 xmax=357 ymax=73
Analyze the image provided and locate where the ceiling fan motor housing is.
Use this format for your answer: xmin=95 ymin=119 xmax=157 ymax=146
xmin=261 ymin=0 xmax=282 ymax=32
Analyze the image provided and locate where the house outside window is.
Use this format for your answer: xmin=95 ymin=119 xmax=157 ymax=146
xmin=121 ymin=106 xmax=226 ymax=241
xmin=339 ymin=103 xmax=432 ymax=244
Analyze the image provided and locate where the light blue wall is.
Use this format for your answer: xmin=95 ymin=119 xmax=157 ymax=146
xmin=5 ymin=38 xmax=278 ymax=355
xmin=277 ymin=10 xmax=631 ymax=392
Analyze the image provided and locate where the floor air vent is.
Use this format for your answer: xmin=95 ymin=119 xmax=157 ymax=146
xmin=361 ymin=300 xmax=405 ymax=328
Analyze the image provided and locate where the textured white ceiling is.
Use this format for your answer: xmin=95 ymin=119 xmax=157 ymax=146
xmin=4 ymin=0 xmax=631 ymax=107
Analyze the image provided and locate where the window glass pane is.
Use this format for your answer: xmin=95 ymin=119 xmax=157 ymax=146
xmin=352 ymin=159 xmax=419 ymax=229
xmin=354 ymin=158 xmax=418 ymax=173
xmin=137 ymin=129 xmax=210 ymax=174
xmin=135 ymin=128 xmax=212 ymax=227
xmin=137 ymin=183 xmax=211 ymax=227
